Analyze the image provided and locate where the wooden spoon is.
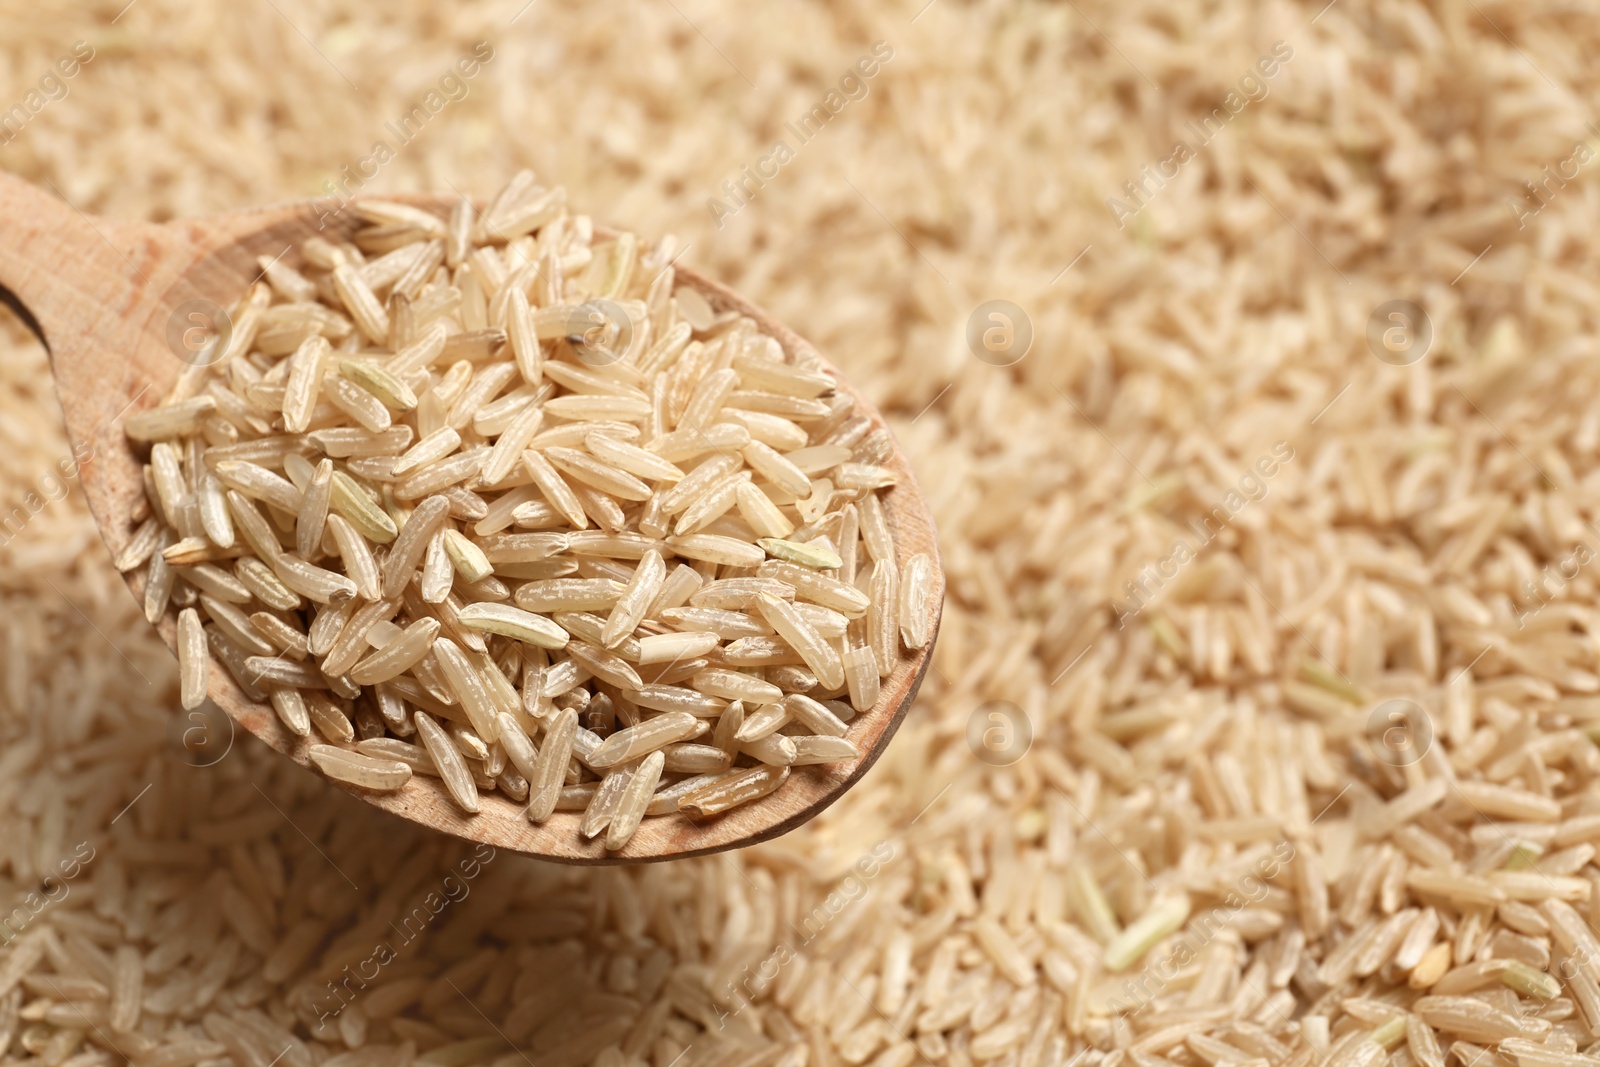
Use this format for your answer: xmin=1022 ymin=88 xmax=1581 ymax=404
xmin=0 ymin=171 xmax=944 ymax=864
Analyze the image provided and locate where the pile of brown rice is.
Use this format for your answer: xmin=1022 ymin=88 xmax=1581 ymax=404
xmin=121 ymin=177 xmax=932 ymax=850
xmin=6 ymin=1 xmax=1600 ymax=1066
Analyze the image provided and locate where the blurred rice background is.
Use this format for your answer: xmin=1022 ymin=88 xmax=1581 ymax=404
xmin=6 ymin=1 xmax=1600 ymax=1066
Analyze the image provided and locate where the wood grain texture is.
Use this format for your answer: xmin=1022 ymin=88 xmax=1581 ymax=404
xmin=0 ymin=171 xmax=945 ymax=863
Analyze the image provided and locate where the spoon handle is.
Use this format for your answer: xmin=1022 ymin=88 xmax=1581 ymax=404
xmin=0 ymin=171 xmax=181 ymax=568
xmin=0 ymin=171 xmax=158 ymax=352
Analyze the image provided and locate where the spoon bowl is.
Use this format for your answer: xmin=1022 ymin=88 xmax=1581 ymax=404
xmin=0 ymin=172 xmax=943 ymax=863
